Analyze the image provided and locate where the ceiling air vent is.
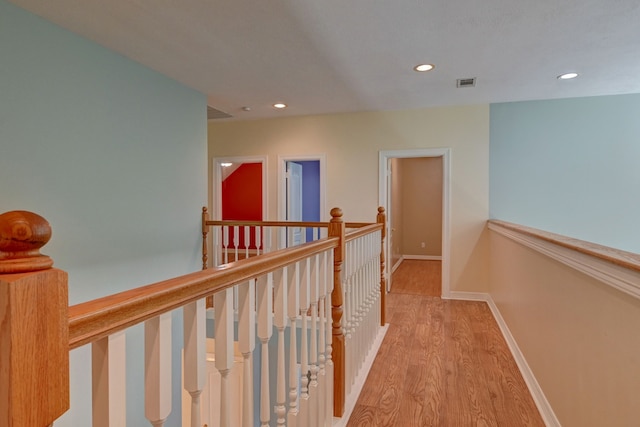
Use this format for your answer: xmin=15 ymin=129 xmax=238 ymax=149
xmin=456 ymin=78 xmax=476 ymax=88
xmin=207 ymin=106 xmax=233 ymax=120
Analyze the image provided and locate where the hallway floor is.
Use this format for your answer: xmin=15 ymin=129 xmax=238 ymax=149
xmin=346 ymin=260 xmax=545 ymax=426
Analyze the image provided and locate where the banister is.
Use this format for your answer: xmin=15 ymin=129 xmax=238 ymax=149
xmin=69 ymin=236 xmax=339 ymax=349
xmin=488 ymin=220 xmax=640 ymax=272
xmin=0 ymin=211 xmax=69 ymax=427
xmin=344 ymin=223 xmax=383 ymax=242
xmin=1 ymin=207 xmax=387 ymax=425
xmin=206 ymin=219 xmax=331 ymax=228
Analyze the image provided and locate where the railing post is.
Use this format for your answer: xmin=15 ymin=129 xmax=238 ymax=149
xmin=328 ymin=208 xmax=345 ymax=417
xmin=202 ymin=206 xmax=209 ymax=270
xmin=0 ymin=211 xmax=69 ymax=427
xmin=376 ymin=206 xmax=387 ymax=326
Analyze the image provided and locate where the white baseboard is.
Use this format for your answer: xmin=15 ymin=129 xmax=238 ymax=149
xmin=402 ymin=254 xmax=442 ymax=261
xmin=391 ymin=257 xmax=403 ymax=274
xmin=447 ymin=291 xmax=561 ymax=427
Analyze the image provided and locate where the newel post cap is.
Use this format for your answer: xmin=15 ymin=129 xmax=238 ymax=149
xmin=0 ymin=210 xmax=54 ymax=273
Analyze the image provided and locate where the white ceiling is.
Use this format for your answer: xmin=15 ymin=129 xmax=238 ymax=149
xmin=10 ymin=0 xmax=640 ymax=120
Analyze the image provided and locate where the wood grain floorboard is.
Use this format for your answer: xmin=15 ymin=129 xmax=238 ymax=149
xmin=391 ymin=260 xmax=441 ymax=296
xmin=346 ymin=260 xmax=545 ymax=426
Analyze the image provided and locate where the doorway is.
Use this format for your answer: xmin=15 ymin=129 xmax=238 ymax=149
xmin=379 ymin=149 xmax=451 ymax=297
xmin=212 ymin=156 xmax=267 ymax=219
xmin=278 ymin=155 xmax=326 ymax=238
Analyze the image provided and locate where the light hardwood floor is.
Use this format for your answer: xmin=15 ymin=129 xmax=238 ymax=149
xmin=346 ymin=260 xmax=545 ymax=426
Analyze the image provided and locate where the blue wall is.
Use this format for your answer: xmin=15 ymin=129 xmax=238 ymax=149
xmin=490 ymin=94 xmax=640 ymax=253
xmin=1 ymin=1 xmax=207 ymax=425
xmin=295 ymin=160 xmax=321 ymax=241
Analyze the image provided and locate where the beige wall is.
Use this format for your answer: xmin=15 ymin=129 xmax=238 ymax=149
xmin=490 ymin=231 xmax=640 ymax=426
xmin=208 ymin=105 xmax=490 ymax=292
xmin=399 ymin=157 xmax=442 ymax=256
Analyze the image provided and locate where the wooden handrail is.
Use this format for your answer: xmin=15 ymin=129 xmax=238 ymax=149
xmin=488 ymin=220 xmax=640 ymax=273
xmin=206 ymin=219 xmax=331 ymax=228
xmin=1 ymin=207 xmax=388 ymax=425
xmin=69 ymin=237 xmax=338 ymax=349
xmin=344 ymin=223 xmax=383 ymax=242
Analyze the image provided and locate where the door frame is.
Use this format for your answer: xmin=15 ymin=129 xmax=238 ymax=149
xmin=212 ymin=155 xmax=268 ymax=220
xmin=379 ymin=148 xmax=451 ymax=298
xmin=277 ymin=154 xmax=327 ymax=221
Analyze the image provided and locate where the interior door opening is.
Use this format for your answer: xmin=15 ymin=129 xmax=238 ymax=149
xmin=279 ymin=155 xmax=325 ymax=243
xmin=379 ymin=149 xmax=451 ymax=298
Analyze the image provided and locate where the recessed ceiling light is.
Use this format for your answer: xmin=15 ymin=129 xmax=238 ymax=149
xmin=414 ymin=64 xmax=435 ymax=72
xmin=273 ymin=103 xmax=287 ymax=109
xmin=558 ymin=72 xmax=579 ymax=80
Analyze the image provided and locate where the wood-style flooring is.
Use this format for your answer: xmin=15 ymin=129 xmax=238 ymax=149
xmin=346 ymin=260 xmax=545 ymax=427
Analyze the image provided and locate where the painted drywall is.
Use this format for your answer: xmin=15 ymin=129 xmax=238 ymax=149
xmin=0 ymin=2 xmax=207 ymax=425
xmin=222 ymin=163 xmax=263 ymax=249
xmin=297 ymin=160 xmax=321 ymax=223
xmin=293 ymin=160 xmax=322 ymax=242
xmin=490 ymin=94 xmax=640 ymax=253
xmin=490 ymin=231 xmax=640 ymax=426
xmin=399 ymin=157 xmax=443 ymax=256
xmin=208 ymin=105 xmax=490 ymax=292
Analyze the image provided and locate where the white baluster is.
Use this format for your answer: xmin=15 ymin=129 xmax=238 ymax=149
xmin=325 ymin=250 xmax=335 ymax=424
xmin=238 ymin=280 xmax=256 ymax=427
xmin=317 ymin=252 xmax=327 ymax=427
xmin=256 ymin=226 xmax=262 ymax=256
xmin=273 ymin=268 xmax=288 ymax=427
xmin=244 ymin=225 xmax=250 ymax=259
xmin=214 ymin=288 xmax=234 ymax=427
xmin=145 ymin=313 xmax=172 ymax=427
xmin=287 ymin=262 xmax=300 ymax=427
xmin=213 ymin=226 xmax=220 ymax=267
xmin=257 ymin=273 xmax=273 ymax=427
xmin=92 ymin=332 xmax=126 ymax=427
xmin=265 ymin=227 xmax=272 ymax=253
xmin=233 ymin=225 xmax=239 ymax=262
xmin=309 ymin=254 xmax=319 ymax=427
xmin=223 ymin=226 xmax=229 ymax=264
xmin=299 ymin=258 xmax=311 ymax=424
xmin=183 ymin=300 xmax=206 ymax=427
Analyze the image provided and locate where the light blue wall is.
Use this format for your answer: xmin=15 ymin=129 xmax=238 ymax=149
xmin=490 ymin=93 xmax=640 ymax=253
xmin=0 ymin=1 xmax=207 ymax=425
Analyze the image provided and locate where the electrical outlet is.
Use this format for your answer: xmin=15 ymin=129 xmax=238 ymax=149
xmin=421 ymin=242 xmax=425 ymax=248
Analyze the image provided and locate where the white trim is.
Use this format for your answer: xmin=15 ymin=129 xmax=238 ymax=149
xmin=391 ymin=257 xmax=403 ymax=274
xmin=332 ymin=324 xmax=389 ymax=427
xmin=488 ymin=222 xmax=640 ymax=301
xmin=402 ymin=254 xmax=442 ymax=261
xmin=379 ymin=148 xmax=451 ymax=298
xmin=445 ymin=291 xmax=488 ymax=301
xmin=447 ymin=291 xmax=561 ymax=427
xmin=212 ymin=155 xmax=268 ymax=220
xmin=277 ymin=154 xmax=327 ymax=221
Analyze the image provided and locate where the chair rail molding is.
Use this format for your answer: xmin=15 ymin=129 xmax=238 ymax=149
xmin=488 ymin=220 xmax=640 ymax=301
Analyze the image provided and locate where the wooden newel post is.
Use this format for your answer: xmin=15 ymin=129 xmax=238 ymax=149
xmin=0 ymin=211 xmax=69 ymax=427
xmin=376 ymin=206 xmax=387 ymax=326
xmin=201 ymin=206 xmax=209 ymax=270
xmin=328 ymin=207 xmax=346 ymax=417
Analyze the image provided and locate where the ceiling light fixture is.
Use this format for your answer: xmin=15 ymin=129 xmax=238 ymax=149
xmin=558 ymin=72 xmax=579 ymax=80
xmin=220 ymin=162 xmax=232 ymax=167
xmin=413 ymin=64 xmax=435 ymax=72
xmin=273 ymin=103 xmax=287 ymax=109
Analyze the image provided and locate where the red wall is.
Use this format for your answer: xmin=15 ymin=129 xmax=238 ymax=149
xmin=221 ymin=163 xmax=262 ymax=248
